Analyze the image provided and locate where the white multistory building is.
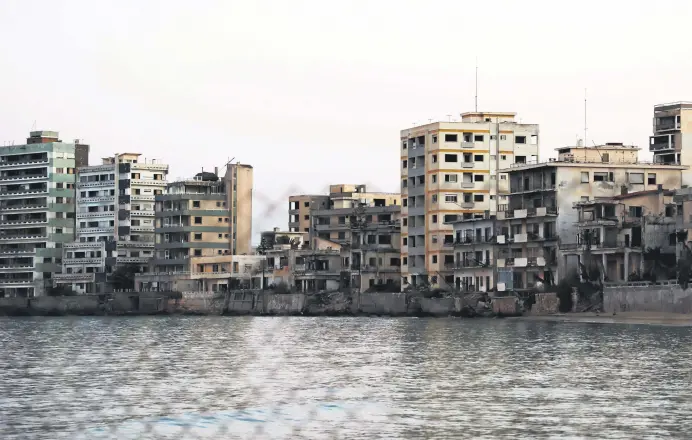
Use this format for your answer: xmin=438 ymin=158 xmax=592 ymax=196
xmin=53 ymin=153 xmax=168 ymax=293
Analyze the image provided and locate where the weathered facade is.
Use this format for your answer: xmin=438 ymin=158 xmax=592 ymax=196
xmin=448 ymin=215 xmax=496 ymax=292
xmin=400 ymin=112 xmax=540 ymax=288
xmin=0 ymin=131 xmax=89 ymax=297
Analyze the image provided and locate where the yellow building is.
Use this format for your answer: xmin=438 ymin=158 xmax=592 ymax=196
xmin=400 ymin=112 xmax=540 ymax=288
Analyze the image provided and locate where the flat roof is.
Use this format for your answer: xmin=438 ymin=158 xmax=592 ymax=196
xmin=501 ymin=160 xmax=688 ymax=173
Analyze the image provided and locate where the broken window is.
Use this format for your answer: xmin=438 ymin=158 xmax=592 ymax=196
xmin=665 ymin=205 xmax=675 ymax=217
xmin=432 ymin=194 xmax=438 ymax=203
xmin=443 ymin=215 xmax=457 ymax=223
xmin=403 ymin=237 xmax=408 ymax=246
xmin=463 ymin=133 xmax=472 ymax=142
xmin=432 ymin=135 xmax=438 ymax=143
xmin=581 ymin=172 xmax=589 ymax=183
xmin=629 ymin=206 xmax=643 ymax=217
xmin=445 ymin=194 xmax=458 ymax=203
xmin=403 ymin=199 xmax=408 ymax=207
xmin=445 ymin=134 xmax=458 ymax=142
xmin=474 ymin=194 xmax=484 ymax=202
xmin=501 ymin=155 xmax=507 ymax=160
xmin=444 ymin=174 xmax=457 ymax=183
xmin=500 ymin=135 xmax=507 ymax=140
xmin=515 ymin=136 xmax=527 ymax=144
xmin=593 ymin=172 xmax=613 ymax=182
xmin=474 ymin=134 xmax=484 ymax=142
xmin=432 ymin=175 xmax=437 ymax=183
xmin=474 ymin=154 xmax=484 ymax=162
xmin=432 ymin=215 xmax=438 ymax=223
xmin=402 ymin=179 xmax=407 ymax=188
xmin=432 ymin=255 xmax=438 ymax=264
xmin=402 ymin=160 xmax=407 ymax=168
xmin=432 ymin=154 xmax=437 ymax=163
xmin=378 ymin=235 xmax=391 ymax=245
xmin=463 ymin=153 xmax=473 ymax=162
xmin=474 ymin=174 xmax=484 ymax=182
xmin=444 ymin=154 xmax=458 ymax=162
xmin=648 ymin=173 xmax=657 ymax=185
xmin=515 ymin=156 xmax=526 ymax=164
xmin=628 ymin=172 xmax=644 ymax=184
xmin=402 ymin=218 xmax=408 ymax=226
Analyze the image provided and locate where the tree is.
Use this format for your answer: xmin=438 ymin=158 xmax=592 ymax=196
xmin=111 ymin=264 xmax=140 ymax=291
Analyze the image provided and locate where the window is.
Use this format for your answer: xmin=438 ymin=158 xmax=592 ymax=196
xmin=500 ymin=174 xmax=507 ymax=180
xmin=474 ymin=194 xmax=484 ymax=202
xmin=402 ymin=160 xmax=407 ymax=169
xmin=490 ymin=135 xmax=497 ymax=140
xmin=432 ymin=215 xmax=438 ymax=223
xmin=403 ymin=257 xmax=407 ymax=265
xmin=516 ymin=156 xmax=526 ymax=164
xmin=192 ymin=201 xmax=200 ymax=208
xmin=55 ymin=168 xmax=64 ymax=174
xmin=444 ymin=174 xmax=457 ymax=183
xmin=338 ymin=231 xmax=346 ymax=239
xmin=218 ymin=218 xmax=223 ymax=223
xmin=216 ymin=202 xmax=222 ymax=207
xmin=403 ymin=199 xmax=408 ymax=207
xmin=443 ymin=216 xmax=456 ymax=223
xmin=581 ymin=172 xmax=589 ymax=183
xmin=194 ymin=233 xmax=202 ymax=240
xmin=432 ymin=154 xmax=437 ymax=163
xmin=593 ymin=172 xmax=613 ymax=182
xmin=444 ymin=154 xmax=457 ymax=162
xmin=445 ymin=194 xmax=458 ymax=203
xmin=304 ymin=201 xmax=310 ymax=208
xmin=432 ymin=194 xmax=438 ymax=203
xmin=628 ymin=172 xmax=644 ymax=184
xmin=218 ymin=234 xmax=223 ymax=239
xmin=474 ymin=174 xmax=484 ymax=182
xmin=445 ymin=134 xmax=458 ymax=142
xmin=474 ymin=155 xmax=483 ymax=162
xmin=432 ymin=255 xmax=438 ymax=264
xmin=432 ymin=135 xmax=438 ymax=143
xmin=432 ymin=175 xmax=437 ymax=183
xmin=402 ymin=179 xmax=407 ymax=188
xmin=474 ymin=134 xmax=484 ymax=142
xmin=500 ymin=135 xmax=507 ymax=140
xmin=648 ymin=173 xmax=657 ymax=185
xmin=194 ymin=217 xmax=202 ymax=224
xmin=501 ymin=155 xmax=507 ymax=160
xmin=515 ymin=136 xmax=527 ymax=144
xmin=403 ymin=218 xmax=407 ymax=226
xmin=304 ymin=215 xmax=309 ymax=220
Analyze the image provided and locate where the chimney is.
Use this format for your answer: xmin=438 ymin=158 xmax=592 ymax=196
xmin=214 ymin=166 xmax=219 ymax=176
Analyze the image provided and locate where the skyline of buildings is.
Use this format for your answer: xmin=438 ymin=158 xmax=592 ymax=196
xmin=1 ymin=101 xmax=691 ymax=297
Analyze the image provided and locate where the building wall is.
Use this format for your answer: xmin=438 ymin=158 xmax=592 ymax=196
xmin=230 ymin=163 xmax=253 ymax=255
xmin=289 ymin=195 xmax=329 ymax=232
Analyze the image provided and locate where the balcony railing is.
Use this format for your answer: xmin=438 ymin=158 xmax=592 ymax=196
xmin=0 ymin=174 xmax=48 ymax=182
xmin=456 ymin=259 xmax=492 ymax=268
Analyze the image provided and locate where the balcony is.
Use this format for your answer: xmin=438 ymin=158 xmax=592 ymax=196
xmin=79 ymin=196 xmax=115 ymax=203
xmin=79 ymin=227 xmax=115 ymax=234
xmin=130 ymin=179 xmax=167 ymax=187
xmin=456 ymin=259 xmax=492 ymax=269
xmin=131 ymin=194 xmax=156 ymax=201
xmin=0 ymin=188 xmax=49 ymax=197
xmin=462 ymin=162 xmax=474 ymax=168
xmin=0 ymin=219 xmax=48 ymax=227
xmin=117 ymin=256 xmax=150 ymax=264
xmin=0 ymin=279 xmax=35 ymax=286
xmin=0 ymin=174 xmax=48 ymax=183
xmin=459 ymin=201 xmax=475 ymax=209
xmin=77 ymin=212 xmax=113 ymax=219
xmin=117 ymin=241 xmax=155 ymax=248
xmin=0 ymin=203 xmax=47 ymax=212
xmin=0 ymin=158 xmax=49 ymax=168
xmin=63 ymin=258 xmax=102 ymax=265
xmin=358 ymin=265 xmax=400 ymax=273
xmin=461 ymin=182 xmax=475 ymax=188
xmin=527 ymin=256 xmax=547 ymax=267
xmin=453 ymin=236 xmax=494 ymax=247
xmin=497 ymin=206 xmax=557 ymax=220
xmin=461 ymin=141 xmax=475 ymax=149
xmin=53 ymin=272 xmax=96 ymax=283
xmin=0 ymin=264 xmax=34 ymax=271
xmin=497 ymin=257 xmax=528 ymax=268
xmin=77 ymin=181 xmax=114 ymax=188
xmin=0 ymin=234 xmax=47 ymax=242
xmin=131 ymin=225 xmax=155 ymax=232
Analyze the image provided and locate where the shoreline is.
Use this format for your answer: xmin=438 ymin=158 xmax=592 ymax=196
xmin=515 ymin=312 xmax=692 ymax=327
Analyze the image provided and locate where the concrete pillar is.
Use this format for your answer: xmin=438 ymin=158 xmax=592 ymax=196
xmin=602 ymin=254 xmax=607 ymax=281
xmin=571 ymin=287 xmax=578 ymax=313
xmin=624 ymin=251 xmax=629 ymax=281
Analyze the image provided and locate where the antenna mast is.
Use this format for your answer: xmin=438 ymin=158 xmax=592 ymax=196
xmin=475 ymin=57 xmax=478 ymax=112
xmin=584 ymin=88 xmax=587 ymax=146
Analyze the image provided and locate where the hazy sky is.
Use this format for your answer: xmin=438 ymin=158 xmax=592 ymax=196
xmin=1 ymin=0 xmax=691 ymax=241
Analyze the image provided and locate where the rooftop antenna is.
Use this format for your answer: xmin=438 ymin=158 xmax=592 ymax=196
xmin=474 ymin=57 xmax=478 ymax=112
xmin=30 ymin=120 xmax=36 ymax=131
xmin=584 ymin=88 xmax=587 ymax=147
xmin=446 ymin=114 xmax=452 ymax=122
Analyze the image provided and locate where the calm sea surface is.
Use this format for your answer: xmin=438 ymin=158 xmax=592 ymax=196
xmin=1 ymin=316 xmax=692 ymax=439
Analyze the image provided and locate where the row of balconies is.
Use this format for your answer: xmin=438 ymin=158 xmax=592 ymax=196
xmin=496 ymin=206 xmax=558 ymax=220
xmin=77 ymin=181 xmax=114 ymax=188
xmin=496 ymin=233 xmax=556 ymax=244
xmin=0 ymin=188 xmax=48 ymax=197
xmin=0 ymin=174 xmax=48 ymax=183
xmin=0 ymin=158 xmax=49 ymax=168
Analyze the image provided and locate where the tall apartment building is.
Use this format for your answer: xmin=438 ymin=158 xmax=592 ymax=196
xmin=650 ymin=102 xmax=692 ymax=182
xmin=0 ymin=131 xmax=89 ymax=297
xmin=400 ymin=112 xmax=539 ymax=288
xmin=289 ymin=184 xmax=401 ymax=290
xmin=53 ymin=153 xmax=168 ymax=293
xmin=135 ymin=162 xmax=255 ymax=291
xmin=152 ymin=162 xmax=253 ymax=273
xmin=496 ymin=143 xmax=685 ymax=292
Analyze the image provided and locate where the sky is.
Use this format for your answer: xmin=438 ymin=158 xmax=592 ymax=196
xmin=1 ymin=0 xmax=692 ymax=242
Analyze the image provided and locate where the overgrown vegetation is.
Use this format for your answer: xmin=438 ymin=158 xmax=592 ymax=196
xmin=46 ymin=286 xmax=78 ymax=297
xmin=110 ymin=264 xmax=140 ymax=291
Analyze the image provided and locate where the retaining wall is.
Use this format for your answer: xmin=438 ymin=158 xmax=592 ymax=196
xmin=604 ymin=283 xmax=692 ymax=314
xmin=359 ymin=292 xmax=408 ymax=315
xmin=532 ymin=292 xmax=560 ymax=315
xmin=492 ymin=296 xmax=521 ymax=316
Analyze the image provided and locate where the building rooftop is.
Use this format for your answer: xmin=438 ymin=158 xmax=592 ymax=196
xmin=654 ymin=102 xmax=692 ymax=111
xmin=503 ymin=158 xmax=688 ymax=172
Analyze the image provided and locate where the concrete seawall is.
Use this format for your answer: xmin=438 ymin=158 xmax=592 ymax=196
xmin=604 ymin=282 xmax=692 ymax=314
xmin=0 ymin=291 xmax=512 ymax=317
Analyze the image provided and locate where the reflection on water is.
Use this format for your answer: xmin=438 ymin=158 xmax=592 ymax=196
xmin=1 ymin=316 xmax=691 ymax=439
